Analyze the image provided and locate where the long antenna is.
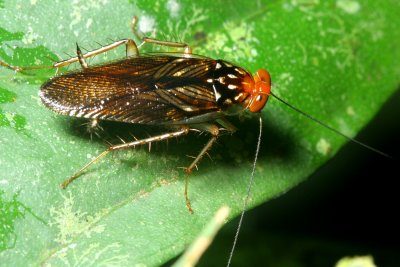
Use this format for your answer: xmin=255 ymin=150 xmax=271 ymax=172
xmin=270 ymin=92 xmax=394 ymax=160
xmin=227 ymin=92 xmax=394 ymax=266
xmin=227 ymin=115 xmax=263 ymax=267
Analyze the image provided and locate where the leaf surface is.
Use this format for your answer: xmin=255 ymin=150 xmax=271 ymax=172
xmin=0 ymin=1 xmax=399 ymax=266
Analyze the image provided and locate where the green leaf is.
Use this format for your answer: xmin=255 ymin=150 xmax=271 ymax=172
xmin=0 ymin=0 xmax=399 ymax=266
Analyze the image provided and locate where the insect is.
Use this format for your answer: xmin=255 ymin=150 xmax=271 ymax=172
xmin=1 ymin=14 xmax=395 ymax=267
xmin=0 ymin=17 xmax=271 ymax=213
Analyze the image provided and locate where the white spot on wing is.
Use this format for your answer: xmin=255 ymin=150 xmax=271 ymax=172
xmin=234 ymin=68 xmax=245 ymax=75
xmin=224 ymin=99 xmax=232 ymax=105
xmin=215 ymin=91 xmax=222 ymax=101
xmin=234 ymin=93 xmax=242 ymax=101
xmin=174 ymin=70 xmax=184 ymax=76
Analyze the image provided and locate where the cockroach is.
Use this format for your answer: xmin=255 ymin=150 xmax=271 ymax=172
xmin=0 ymin=17 xmax=272 ymax=213
xmin=0 ymin=16 xmax=393 ymax=265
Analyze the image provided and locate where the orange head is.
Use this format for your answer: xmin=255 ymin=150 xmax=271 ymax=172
xmin=242 ymin=69 xmax=271 ymax=112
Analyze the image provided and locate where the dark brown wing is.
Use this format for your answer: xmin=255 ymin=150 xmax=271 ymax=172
xmin=40 ymin=54 xmax=220 ymax=124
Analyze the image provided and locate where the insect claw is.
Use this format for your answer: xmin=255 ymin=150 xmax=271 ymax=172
xmin=60 ymin=179 xmax=70 ymax=189
xmin=61 ymin=172 xmax=79 ymax=189
xmin=186 ymin=198 xmax=193 ymax=214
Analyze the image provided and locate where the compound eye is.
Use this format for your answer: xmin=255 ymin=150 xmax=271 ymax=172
xmin=248 ymin=93 xmax=268 ymax=112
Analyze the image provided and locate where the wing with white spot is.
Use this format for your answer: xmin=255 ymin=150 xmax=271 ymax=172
xmin=40 ymin=54 xmax=221 ymax=124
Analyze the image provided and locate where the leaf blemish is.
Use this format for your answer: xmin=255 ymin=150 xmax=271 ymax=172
xmin=138 ymin=15 xmax=156 ymax=34
xmin=49 ymin=192 xmax=106 ymax=245
xmin=346 ymin=106 xmax=356 ymax=116
xmin=49 ymin=242 xmax=129 ymax=266
xmin=197 ymin=20 xmax=257 ymax=62
xmin=316 ymin=138 xmax=332 ymax=156
xmin=166 ymin=0 xmax=181 ymax=18
xmin=336 ymin=0 xmax=361 ymax=14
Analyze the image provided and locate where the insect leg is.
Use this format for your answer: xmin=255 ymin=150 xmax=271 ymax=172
xmin=0 ymin=39 xmax=139 ymax=72
xmin=216 ymin=117 xmax=238 ymax=133
xmin=184 ymin=124 xmax=220 ymax=213
xmin=61 ymin=127 xmax=190 ymax=189
xmin=0 ymin=60 xmax=55 ymax=72
xmin=54 ymin=39 xmax=139 ymax=68
xmin=131 ymin=16 xmax=192 ymax=54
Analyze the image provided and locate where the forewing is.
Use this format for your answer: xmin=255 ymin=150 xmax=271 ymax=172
xmin=40 ymin=55 xmax=220 ymax=124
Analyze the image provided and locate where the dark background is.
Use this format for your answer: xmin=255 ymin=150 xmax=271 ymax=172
xmin=197 ymin=88 xmax=400 ymax=266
